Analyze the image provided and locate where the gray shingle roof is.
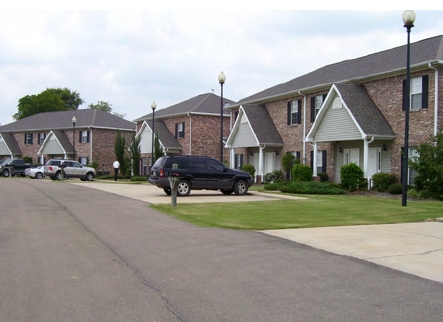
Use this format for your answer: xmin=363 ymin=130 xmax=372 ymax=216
xmin=51 ymin=130 xmax=74 ymax=153
xmin=0 ymin=109 xmax=136 ymax=132
xmin=335 ymin=84 xmax=394 ymax=137
xmin=242 ymin=104 xmax=283 ymax=145
xmin=0 ymin=132 xmax=22 ymax=155
xmin=154 ymin=121 xmax=182 ymax=150
xmin=135 ymin=93 xmax=235 ymax=122
xmin=240 ymin=35 xmax=443 ymax=104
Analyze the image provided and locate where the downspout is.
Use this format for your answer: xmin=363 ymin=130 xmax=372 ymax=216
xmin=428 ymin=63 xmax=439 ymax=136
xmin=88 ymin=127 xmax=92 ymax=164
xmin=187 ymin=113 xmax=192 ymax=155
xmin=299 ymin=91 xmax=307 ymax=164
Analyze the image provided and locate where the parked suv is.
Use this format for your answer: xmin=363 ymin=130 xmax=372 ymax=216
xmin=149 ymin=155 xmax=254 ymax=196
xmin=44 ymin=159 xmax=96 ymax=181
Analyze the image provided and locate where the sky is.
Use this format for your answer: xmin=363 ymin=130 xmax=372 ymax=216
xmin=1 ymin=7 xmax=442 ymax=126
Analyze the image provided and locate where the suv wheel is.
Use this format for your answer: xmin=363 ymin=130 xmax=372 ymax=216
xmin=2 ymin=169 xmax=9 ymax=177
xmin=55 ymin=171 xmax=62 ymax=181
xmin=234 ymin=180 xmax=248 ymax=196
xmin=85 ymin=173 xmax=94 ymax=181
xmin=220 ymin=189 xmax=233 ymax=195
xmin=177 ymin=180 xmax=191 ymax=196
xmin=163 ymin=188 xmax=172 ymax=195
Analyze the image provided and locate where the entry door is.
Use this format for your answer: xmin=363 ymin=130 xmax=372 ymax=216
xmin=344 ymin=149 xmax=359 ymax=165
xmin=265 ymin=152 xmax=275 ymax=174
xmin=367 ymin=148 xmax=381 ymax=179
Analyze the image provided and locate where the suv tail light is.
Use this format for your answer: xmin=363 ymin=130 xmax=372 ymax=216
xmin=159 ymin=169 xmax=165 ymax=177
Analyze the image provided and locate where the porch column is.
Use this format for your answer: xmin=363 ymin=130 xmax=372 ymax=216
xmin=313 ymin=142 xmax=318 ymax=176
xmin=363 ymin=138 xmax=369 ymax=178
xmin=259 ymin=146 xmax=264 ymax=183
xmin=229 ymin=148 xmax=234 ymax=168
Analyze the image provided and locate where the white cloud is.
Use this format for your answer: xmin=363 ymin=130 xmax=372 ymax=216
xmin=0 ymin=10 xmax=442 ymax=126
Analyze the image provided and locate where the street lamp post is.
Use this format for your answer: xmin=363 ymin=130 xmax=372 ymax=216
xmin=151 ymin=101 xmax=157 ymax=168
xmin=402 ymin=10 xmax=416 ymax=207
xmin=218 ymin=71 xmax=226 ymax=163
xmin=72 ymin=116 xmax=76 ymax=160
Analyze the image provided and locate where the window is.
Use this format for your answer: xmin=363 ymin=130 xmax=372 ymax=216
xmin=175 ymin=122 xmax=185 ymax=139
xmin=310 ymin=150 xmax=327 ymax=174
xmin=80 ymin=131 xmax=89 ymax=143
xmin=403 ymin=75 xmax=428 ymax=111
xmin=79 ymin=157 xmax=88 ymax=165
xmin=24 ymin=133 xmax=33 ymax=145
xmin=310 ymin=94 xmax=326 ymax=122
xmin=38 ymin=133 xmax=45 ymax=144
xmin=234 ymin=154 xmax=244 ymax=170
xmin=287 ymin=100 xmax=301 ymax=125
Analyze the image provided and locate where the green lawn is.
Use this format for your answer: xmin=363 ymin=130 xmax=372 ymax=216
xmin=151 ymin=193 xmax=442 ymax=230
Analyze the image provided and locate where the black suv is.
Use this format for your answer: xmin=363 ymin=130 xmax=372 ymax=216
xmin=149 ymin=156 xmax=254 ymax=196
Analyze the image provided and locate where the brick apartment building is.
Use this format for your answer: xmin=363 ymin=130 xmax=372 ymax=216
xmin=134 ymin=93 xmax=234 ymax=175
xmin=226 ymin=35 xmax=443 ymax=184
xmin=0 ymin=109 xmax=135 ymax=173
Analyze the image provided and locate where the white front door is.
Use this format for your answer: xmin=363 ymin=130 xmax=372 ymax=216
xmin=344 ymin=148 xmax=359 ymax=165
xmin=367 ymin=148 xmax=381 ymax=179
xmin=265 ymin=152 xmax=275 ymax=174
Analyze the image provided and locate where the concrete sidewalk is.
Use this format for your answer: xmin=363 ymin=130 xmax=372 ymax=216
xmin=73 ymin=181 xmax=443 ymax=283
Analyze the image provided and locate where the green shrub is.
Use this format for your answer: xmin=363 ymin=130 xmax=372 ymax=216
xmin=279 ymin=181 xmax=345 ymax=195
xmin=317 ymin=172 xmax=329 ymax=182
xmin=23 ymin=156 xmax=33 ymax=164
xmin=386 ymin=183 xmax=403 ymax=195
xmin=372 ymin=173 xmax=397 ymax=192
xmin=264 ymin=170 xmax=284 ymax=183
xmin=241 ymin=164 xmax=255 ymax=178
xmin=98 ymin=175 xmax=114 ymax=180
xmin=292 ymin=164 xmax=312 ymax=182
xmin=340 ymin=163 xmax=364 ymax=191
xmin=264 ymin=183 xmax=280 ymax=191
xmin=130 ymin=176 xmax=148 ymax=182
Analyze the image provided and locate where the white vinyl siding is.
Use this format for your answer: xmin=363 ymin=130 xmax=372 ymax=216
xmin=231 ymin=122 xmax=257 ymax=148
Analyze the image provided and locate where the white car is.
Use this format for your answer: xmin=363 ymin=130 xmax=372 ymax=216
xmin=25 ymin=166 xmax=45 ymax=179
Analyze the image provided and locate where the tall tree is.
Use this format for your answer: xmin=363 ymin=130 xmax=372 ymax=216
xmin=129 ymin=132 xmax=141 ymax=176
xmin=114 ymin=130 xmax=127 ymax=177
xmin=13 ymin=87 xmax=84 ymax=120
xmin=88 ymin=101 xmax=126 ymax=119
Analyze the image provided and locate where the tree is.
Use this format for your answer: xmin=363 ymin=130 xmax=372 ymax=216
xmin=88 ymin=101 xmax=126 ymax=119
xmin=409 ymin=132 xmax=443 ymax=200
xmin=282 ymin=152 xmax=297 ymax=180
xmin=114 ymin=130 xmax=127 ymax=177
xmin=13 ymin=87 xmax=84 ymax=120
xmin=129 ymin=132 xmax=141 ymax=176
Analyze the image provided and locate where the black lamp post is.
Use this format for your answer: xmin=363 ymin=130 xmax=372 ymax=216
xmin=402 ymin=10 xmax=416 ymax=207
xmin=72 ymin=116 xmax=76 ymax=160
xmin=151 ymin=101 xmax=157 ymax=167
xmin=218 ymin=71 xmax=226 ymax=163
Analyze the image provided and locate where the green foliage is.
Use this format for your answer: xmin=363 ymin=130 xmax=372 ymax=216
xmin=130 ymin=176 xmax=148 ymax=182
xmin=14 ymin=87 xmax=84 ymax=120
xmin=263 ymin=182 xmax=280 ymax=191
xmin=88 ymin=161 xmax=99 ymax=169
xmin=292 ymin=163 xmax=312 ymax=182
xmin=22 ymin=156 xmax=32 ymax=164
xmin=278 ymin=181 xmax=345 ymax=195
xmin=318 ymin=172 xmax=329 ymax=182
xmin=264 ymin=170 xmax=284 ymax=183
xmin=281 ymin=152 xmax=296 ymax=179
xmin=340 ymin=163 xmax=365 ymax=191
xmin=129 ymin=132 xmax=141 ymax=175
xmin=409 ymin=132 xmax=443 ymax=200
xmin=88 ymin=100 xmax=126 ymax=118
xmin=386 ymin=183 xmax=403 ymax=195
xmin=371 ymin=173 xmax=398 ymax=192
xmin=114 ymin=130 xmax=127 ymax=176
xmin=241 ymin=164 xmax=255 ymax=177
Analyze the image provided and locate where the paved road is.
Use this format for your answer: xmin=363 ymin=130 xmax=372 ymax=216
xmin=1 ymin=178 xmax=442 ymax=322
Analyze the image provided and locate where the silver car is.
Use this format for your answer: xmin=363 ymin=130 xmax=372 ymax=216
xmin=25 ymin=166 xmax=45 ymax=179
xmin=44 ymin=159 xmax=96 ymax=181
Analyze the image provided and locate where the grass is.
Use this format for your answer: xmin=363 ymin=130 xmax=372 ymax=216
xmin=151 ymin=192 xmax=442 ymax=230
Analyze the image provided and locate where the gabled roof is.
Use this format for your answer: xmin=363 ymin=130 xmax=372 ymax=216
xmin=239 ymin=35 xmax=443 ymax=105
xmin=134 ymin=93 xmax=236 ymax=122
xmin=226 ymin=104 xmax=283 ymax=147
xmin=137 ymin=120 xmax=182 ymax=151
xmin=38 ymin=130 xmax=74 ymax=156
xmin=0 ymin=109 xmax=135 ymax=132
xmin=0 ymin=132 xmax=22 ymax=155
xmin=307 ymin=84 xmax=395 ymax=142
